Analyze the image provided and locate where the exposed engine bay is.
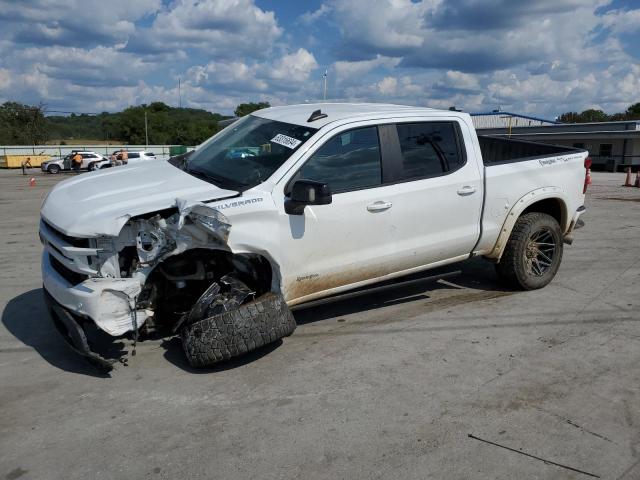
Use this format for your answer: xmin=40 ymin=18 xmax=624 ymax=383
xmin=46 ymin=199 xmax=274 ymax=339
xmin=135 ymin=249 xmax=272 ymax=336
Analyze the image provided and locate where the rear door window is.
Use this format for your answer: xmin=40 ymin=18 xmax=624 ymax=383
xmin=395 ymin=122 xmax=465 ymax=180
xmin=128 ymin=153 xmax=140 ymax=159
xmin=298 ymin=126 xmax=382 ymax=193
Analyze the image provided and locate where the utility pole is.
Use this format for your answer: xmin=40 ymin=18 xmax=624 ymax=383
xmin=144 ymin=110 xmax=149 ymax=146
xmin=323 ymin=70 xmax=327 ymax=101
xmin=178 ymin=77 xmax=182 ymax=109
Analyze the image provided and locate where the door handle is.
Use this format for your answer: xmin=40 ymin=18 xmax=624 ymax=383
xmin=457 ymin=185 xmax=477 ymax=196
xmin=367 ymin=201 xmax=393 ymax=212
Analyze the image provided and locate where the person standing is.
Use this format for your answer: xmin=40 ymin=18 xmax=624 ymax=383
xmin=72 ymin=152 xmax=83 ymax=174
xmin=120 ymin=149 xmax=129 ymax=165
xmin=21 ymin=157 xmax=32 ymax=175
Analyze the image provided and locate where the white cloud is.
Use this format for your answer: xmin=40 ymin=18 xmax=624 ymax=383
xmin=0 ymin=68 xmax=10 ymax=91
xmin=126 ymin=0 xmax=282 ymax=58
xmin=377 ymin=76 xmax=398 ymax=95
xmin=441 ymin=71 xmax=480 ymax=90
xmin=333 ymin=55 xmax=402 ymax=84
xmin=186 ymin=61 xmax=269 ymax=92
xmin=600 ymin=8 xmax=640 ymax=33
xmin=185 ymin=48 xmax=318 ymax=97
xmin=0 ymin=0 xmax=638 ymax=118
xmin=300 ymin=4 xmax=332 ymax=25
xmin=331 ymin=0 xmax=431 ymax=53
xmin=269 ymin=49 xmax=319 ymax=82
xmin=0 ymin=0 xmax=160 ymax=47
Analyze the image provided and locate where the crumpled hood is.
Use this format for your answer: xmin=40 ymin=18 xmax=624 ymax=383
xmin=41 ymin=160 xmax=238 ymax=237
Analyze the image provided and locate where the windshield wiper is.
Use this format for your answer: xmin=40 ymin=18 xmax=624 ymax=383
xmin=168 ymin=150 xmax=194 ymax=169
xmin=186 ymin=167 xmax=223 ymax=186
xmin=186 ymin=168 xmax=243 ymax=190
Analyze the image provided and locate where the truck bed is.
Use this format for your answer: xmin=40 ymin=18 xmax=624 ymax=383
xmin=474 ymin=136 xmax=589 ymax=255
xmin=478 ymin=135 xmax=582 ymax=165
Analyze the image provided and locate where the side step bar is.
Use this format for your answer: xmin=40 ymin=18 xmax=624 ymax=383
xmin=292 ymin=270 xmax=461 ymax=310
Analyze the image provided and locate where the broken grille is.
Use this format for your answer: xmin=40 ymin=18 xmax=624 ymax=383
xmin=39 ymin=218 xmax=99 ymax=278
xmin=49 ymin=254 xmax=88 ymax=285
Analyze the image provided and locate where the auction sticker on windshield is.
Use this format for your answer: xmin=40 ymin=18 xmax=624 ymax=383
xmin=271 ymin=134 xmax=302 ymax=149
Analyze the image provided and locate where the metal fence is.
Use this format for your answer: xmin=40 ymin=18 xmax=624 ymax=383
xmin=0 ymin=144 xmax=195 ymax=161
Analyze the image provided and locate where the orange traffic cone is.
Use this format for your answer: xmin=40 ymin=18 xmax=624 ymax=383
xmin=635 ymin=170 xmax=640 ymax=188
xmin=29 ymin=177 xmax=36 ymax=187
xmin=623 ymin=167 xmax=633 ymax=187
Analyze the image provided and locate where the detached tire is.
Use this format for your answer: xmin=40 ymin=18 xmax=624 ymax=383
xmin=181 ymin=293 xmax=297 ymax=368
xmin=495 ymin=212 xmax=563 ymax=290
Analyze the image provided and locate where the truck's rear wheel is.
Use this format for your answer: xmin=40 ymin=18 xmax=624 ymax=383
xmin=180 ymin=292 xmax=296 ymax=368
xmin=495 ymin=212 xmax=563 ymax=290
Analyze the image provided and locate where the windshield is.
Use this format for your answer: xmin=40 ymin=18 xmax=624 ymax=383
xmin=183 ymin=115 xmax=317 ymax=191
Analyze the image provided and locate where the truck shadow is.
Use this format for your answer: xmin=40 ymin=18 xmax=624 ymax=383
xmin=2 ymin=259 xmax=509 ymax=376
xmin=160 ymin=336 xmax=283 ymax=373
xmin=293 ymin=257 xmax=510 ymax=324
xmin=1 ymin=288 xmax=116 ymax=378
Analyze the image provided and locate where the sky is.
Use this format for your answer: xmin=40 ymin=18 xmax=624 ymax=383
xmin=0 ymin=0 xmax=638 ymax=118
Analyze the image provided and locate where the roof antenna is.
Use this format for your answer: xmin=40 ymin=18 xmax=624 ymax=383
xmin=322 ymin=70 xmax=328 ymax=101
xmin=307 ymin=109 xmax=328 ymax=122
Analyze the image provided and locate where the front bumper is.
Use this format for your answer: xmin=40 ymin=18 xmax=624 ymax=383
xmin=41 ymin=251 xmax=149 ymax=336
xmin=43 ymin=288 xmax=116 ymax=372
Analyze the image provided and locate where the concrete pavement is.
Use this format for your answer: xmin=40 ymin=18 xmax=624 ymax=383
xmin=1 ymin=169 xmax=639 ymax=479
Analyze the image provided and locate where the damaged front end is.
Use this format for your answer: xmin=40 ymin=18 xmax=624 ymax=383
xmin=41 ymin=198 xmax=275 ymax=370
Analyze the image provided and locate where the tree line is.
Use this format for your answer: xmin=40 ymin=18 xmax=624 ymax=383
xmin=557 ymin=102 xmax=640 ymax=123
xmin=0 ymin=101 xmax=271 ymax=145
xmin=8 ymin=99 xmax=637 ymax=145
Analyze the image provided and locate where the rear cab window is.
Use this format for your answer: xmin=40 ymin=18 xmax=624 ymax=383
xmin=395 ymin=122 xmax=466 ymax=181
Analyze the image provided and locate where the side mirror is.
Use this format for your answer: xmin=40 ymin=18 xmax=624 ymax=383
xmin=285 ymin=179 xmax=332 ymax=215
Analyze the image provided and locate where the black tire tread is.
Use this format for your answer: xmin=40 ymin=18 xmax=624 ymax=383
xmin=495 ymin=212 xmax=563 ymax=290
xmin=180 ymin=292 xmax=296 ymax=368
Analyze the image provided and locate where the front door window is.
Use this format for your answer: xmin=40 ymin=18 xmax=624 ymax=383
xmin=298 ymin=126 xmax=382 ymax=193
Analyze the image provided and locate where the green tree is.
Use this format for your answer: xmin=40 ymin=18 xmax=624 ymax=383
xmin=558 ymin=108 xmax=610 ymax=123
xmin=557 ymin=111 xmax=581 ymax=123
xmin=2 ymin=100 xmax=230 ymax=145
xmin=234 ymin=102 xmax=270 ymax=117
xmin=104 ymin=103 xmax=225 ymax=145
xmin=579 ymin=109 xmax=609 ymax=122
xmin=0 ymin=102 xmax=48 ymax=144
xmin=609 ymin=112 xmax=628 ymax=121
xmin=625 ymin=102 xmax=640 ymax=119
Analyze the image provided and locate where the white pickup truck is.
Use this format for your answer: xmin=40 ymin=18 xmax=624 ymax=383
xmin=39 ymin=103 xmax=591 ymax=370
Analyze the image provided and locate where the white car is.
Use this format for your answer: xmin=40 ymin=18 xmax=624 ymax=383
xmin=39 ymin=103 xmax=590 ymax=370
xmin=126 ymin=151 xmax=156 ymax=163
xmin=41 ymin=151 xmax=107 ymax=173
xmin=95 ymin=151 xmax=157 ymax=170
